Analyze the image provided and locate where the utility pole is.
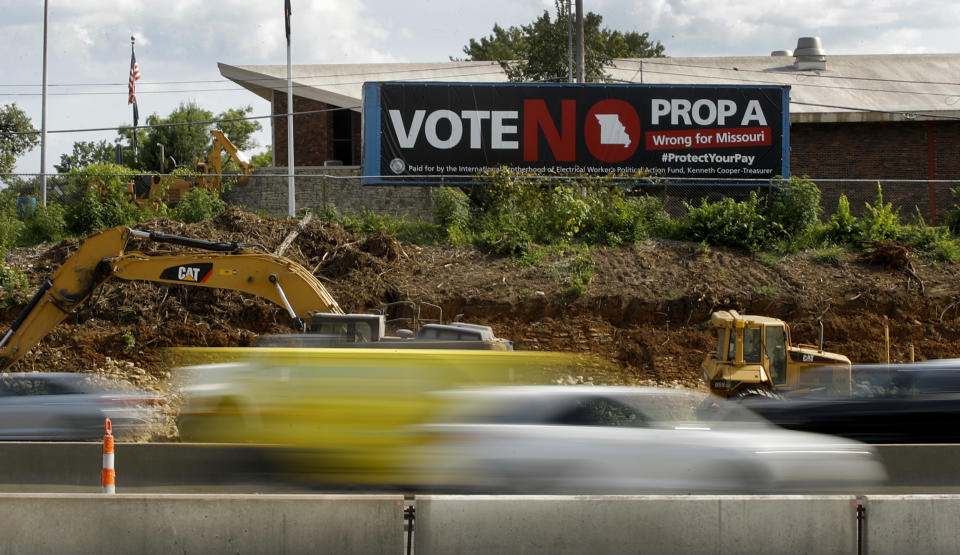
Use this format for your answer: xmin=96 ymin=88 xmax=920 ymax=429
xmin=575 ymin=0 xmax=584 ymax=83
xmin=285 ymin=0 xmax=295 ymax=217
xmin=567 ymin=0 xmax=573 ymax=82
xmin=40 ymin=0 xmax=49 ymax=206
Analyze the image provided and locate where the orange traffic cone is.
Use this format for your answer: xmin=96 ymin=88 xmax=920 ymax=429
xmin=102 ymin=418 xmax=115 ymax=494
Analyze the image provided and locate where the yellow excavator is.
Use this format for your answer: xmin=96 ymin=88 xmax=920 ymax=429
xmin=0 ymin=226 xmax=510 ymax=370
xmin=98 ymin=130 xmax=253 ymax=207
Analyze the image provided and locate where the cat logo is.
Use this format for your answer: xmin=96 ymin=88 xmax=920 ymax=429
xmin=178 ymin=266 xmax=200 ymax=281
xmin=802 ymin=354 xmax=814 ymax=363
xmin=159 ymin=263 xmax=213 ymax=283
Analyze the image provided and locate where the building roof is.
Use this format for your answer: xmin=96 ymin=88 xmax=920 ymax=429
xmin=221 ymin=53 xmax=960 ymax=124
xmin=218 ymin=61 xmax=508 ymax=112
xmin=607 ymin=54 xmax=960 ymax=123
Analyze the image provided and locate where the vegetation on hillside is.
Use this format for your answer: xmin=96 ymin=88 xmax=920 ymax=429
xmin=5 ymin=168 xmax=960 ymax=304
xmin=314 ymin=169 xmax=960 ymax=262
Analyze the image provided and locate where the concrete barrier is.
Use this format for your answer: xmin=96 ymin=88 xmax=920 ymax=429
xmin=414 ymin=495 xmax=858 ymax=555
xmin=2 ymin=491 xmax=960 ymax=553
xmin=864 ymin=495 xmax=960 ymax=554
xmin=0 ymin=494 xmax=403 ymax=555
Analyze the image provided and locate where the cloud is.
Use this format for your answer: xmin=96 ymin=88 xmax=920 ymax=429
xmin=4 ymin=0 xmax=960 ymax=178
xmin=593 ymin=0 xmax=960 ymax=56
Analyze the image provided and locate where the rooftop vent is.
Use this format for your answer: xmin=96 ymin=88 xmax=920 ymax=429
xmin=771 ymin=50 xmax=793 ymax=57
xmin=794 ymin=36 xmax=826 ymax=70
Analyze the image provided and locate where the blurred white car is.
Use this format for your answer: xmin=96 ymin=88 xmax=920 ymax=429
xmin=0 ymin=373 xmax=161 ymax=440
xmin=410 ymin=386 xmax=888 ymax=494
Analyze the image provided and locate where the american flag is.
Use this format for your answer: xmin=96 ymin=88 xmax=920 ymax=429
xmin=128 ymin=50 xmax=141 ymax=105
xmin=285 ymin=0 xmax=292 ymax=45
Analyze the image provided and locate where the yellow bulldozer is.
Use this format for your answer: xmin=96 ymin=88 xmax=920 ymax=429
xmin=701 ymin=310 xmax=851 ymax=400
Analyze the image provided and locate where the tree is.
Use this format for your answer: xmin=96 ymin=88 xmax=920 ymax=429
xmin=250 ymin=147 xmax=273 ymax=169
xmin=0 ymin=104 xmax=39 ymax=178
xmin=461 ymin=1 xmax=665 ymax=82
xmin=115 ymin=126 xmax=149 ymax=170
xmin=120 ymin=103 xmax=262 ymax=174
xmin=54 ymin=140 xmax=117 ymax=174
xmin=215 ymin=106 xmax=261 ymax=152
xmin=139 ymin=102 xmax=214 ymax=173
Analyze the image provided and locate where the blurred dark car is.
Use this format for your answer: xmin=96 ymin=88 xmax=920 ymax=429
xmin=737 ymin=360 xmax=960 ymax=443
xmin=0 ymin=373 xmax=161 ymax=440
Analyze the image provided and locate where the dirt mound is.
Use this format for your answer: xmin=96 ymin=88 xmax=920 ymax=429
xmin=5 ymin=208 xmax=960 ymax=425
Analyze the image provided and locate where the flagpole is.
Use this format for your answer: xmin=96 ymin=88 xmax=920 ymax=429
xmin=131 ymin=36 xmax=138 ymax=165
xmin=40 ymin=0 xmax=48 ymax=207
xmin=286 ymin=1 xmax=295 ymax=217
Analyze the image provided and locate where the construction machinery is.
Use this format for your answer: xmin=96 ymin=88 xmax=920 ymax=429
xmin=97 ymin=130 xmax=253 ymax=207
xmin=0 ymin=225 xmax=510 ymax=371
xmin=193 ymin=129 xmax=253 ymax=193
xmin=701 ymin=310 xmax=851 ymax=400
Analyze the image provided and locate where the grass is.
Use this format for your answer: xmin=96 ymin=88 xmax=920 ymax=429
xmin=756 ymin=285 xmax=779 ymax=297
xmin=757 ymin=252 xmax=782 ymax=267
xmin=811 ymin=246 xmax=843 ymax=264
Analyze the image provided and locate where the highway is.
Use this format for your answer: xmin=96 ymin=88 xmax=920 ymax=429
xmin=0 ymin=442 xmax=958 ymax=494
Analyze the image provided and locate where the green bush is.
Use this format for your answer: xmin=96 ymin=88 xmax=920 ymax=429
xmin=0 ymin=190 xmax=24 ymax=249
xmin=579 ymin=190 xmax=669 ymax=246
xmin=629 ymin=194 xmax=674 ymax=238
xmin=823 ymin=194 xmax=859 ymax=246
xmin=766 ymin=176 xmax=822 ymax=238
xmin=946 ymin=186 xmax=960 ymax=235
xmin=536 ymin=185 xmax=590 ymax=243
xmin=314 ymin=204 xmax=440 ymax=245
xmin=394 ymin=220 xmax=441 ymax=245
xmin=928 ymin=238 xmax=960 ymax=262
xmin=470 ymin=167 xmax=530 ymax=213
xmin=472 ymin=211 xmax=531 ymax=256
xmin=680 ymin=193 xmax=770 ymax=251
xmin=565 ymin=253 xmax=595 ymax=297
xmin=0 ymin=247 xmax=29 ymax=306
xmin=902 ymin=211 xmax=960 ymax=262
xmin=18 ymin=202 xmax=66 ymax=245
xmin=63 ymin=163 xmax=143 ymax=236
xmin=460 ymin=168 xmax=672 ymax=253
xmin=170 ymin=187 xmax=227 ymax=223
xmin=360 ymin=208 xmax=404 ymax=234
xmin=858 ymin=183 xmax=901 ymax=242
xmin=432 ymin=186 xmax=470 ymax=232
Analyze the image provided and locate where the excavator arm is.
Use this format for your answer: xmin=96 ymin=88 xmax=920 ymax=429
xmin=0 ymin=226 xmax=342 ymax=370
xmin=197 ymin=130 xmax=252 ymax=192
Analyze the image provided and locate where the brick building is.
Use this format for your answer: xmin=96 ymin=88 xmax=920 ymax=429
xmin=220 ymin=44 xmax=960 ymax=221
xmin=218 ymin=61 xmax=507 ymax=167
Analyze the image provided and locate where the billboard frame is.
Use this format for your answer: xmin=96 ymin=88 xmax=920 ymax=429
xmin=361 ymin=81 xmax=790 ymax=187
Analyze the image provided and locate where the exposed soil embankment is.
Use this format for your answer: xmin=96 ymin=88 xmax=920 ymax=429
xmin=4 ymin=207 xmax=960 ymax=398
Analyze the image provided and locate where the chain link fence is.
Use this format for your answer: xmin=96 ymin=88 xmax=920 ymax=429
xmin=627 ymin=180 xmax=960 ymax=225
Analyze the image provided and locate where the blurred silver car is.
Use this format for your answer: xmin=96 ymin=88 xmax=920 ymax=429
xmin=0 ymin=373 xmax=161 ymax=440
xmin=410 ymin=386 xmax=887 ymax=494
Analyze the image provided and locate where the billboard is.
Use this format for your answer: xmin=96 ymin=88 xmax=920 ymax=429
xmin=362 ymin=82 xmax=789 ymax=184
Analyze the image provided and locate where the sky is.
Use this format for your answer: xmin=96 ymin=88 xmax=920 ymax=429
xmin=3 ymin=0 xmax=959 ymax=182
